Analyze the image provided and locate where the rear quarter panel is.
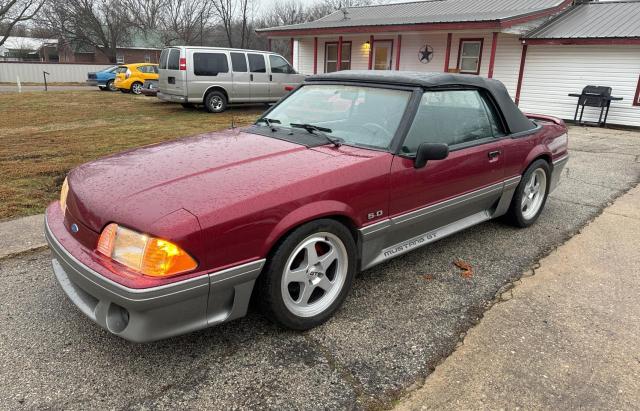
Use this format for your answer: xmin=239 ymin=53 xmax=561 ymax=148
xmin=503 ymin=119 xmax=568 ymax=179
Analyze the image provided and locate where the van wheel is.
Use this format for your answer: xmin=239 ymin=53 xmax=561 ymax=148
xmin=204 ymin=91 xmax=227 ymax=113
xmin=256 ymin=219 xmax=356 ymax=330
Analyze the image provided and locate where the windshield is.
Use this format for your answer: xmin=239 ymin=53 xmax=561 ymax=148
xmin=259 ymin=84 xmax=412 ymax=150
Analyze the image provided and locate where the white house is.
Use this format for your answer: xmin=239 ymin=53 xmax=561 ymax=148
xmin=258 ymin=0 xmax=640 ymax=127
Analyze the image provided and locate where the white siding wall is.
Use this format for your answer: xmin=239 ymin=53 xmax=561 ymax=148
xmin=518 ymin=45 xmax=640 ymax=127
xmin=0 ymin=62 xmax=112 ymax=82
xmin=492 ymin=34 xmax=524 ymax=98
xmin=294 ymin=32 xmax=521 ymax=96
xmin=399 ymin=33 xmax=448 ymax=72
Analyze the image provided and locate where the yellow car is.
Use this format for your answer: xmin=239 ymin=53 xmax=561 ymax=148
xmin=114 ymin=63 xmax=159 ymax=95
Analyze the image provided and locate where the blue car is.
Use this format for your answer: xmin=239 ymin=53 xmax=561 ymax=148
xmin=86 ymin=66 xmax=118 ymax=91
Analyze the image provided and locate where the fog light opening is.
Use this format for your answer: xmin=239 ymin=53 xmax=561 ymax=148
xmin=106 ymin=303 xmax=130 ymax=334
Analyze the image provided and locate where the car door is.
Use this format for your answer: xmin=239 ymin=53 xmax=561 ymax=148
xmin=230 ymin=51 xmax=251 ymax=102
xmin=386 ymin=89 xmax=507 ymax=247
xmin=159 ymin=47 xmax=187 ymax=97
xmin=247 ymin=53 xmax=270 ymax=102
xmin=267 ymin=54 xmax=304 ymax=100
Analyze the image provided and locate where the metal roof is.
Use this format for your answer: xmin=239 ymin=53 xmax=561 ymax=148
xmin=526 ymin=1 xmax=640 ymax=39
xmin=257 ymin=0 xmax=567 ymax=32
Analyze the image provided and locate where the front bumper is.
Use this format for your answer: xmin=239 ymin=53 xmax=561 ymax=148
xmin=157 ymin=92 xmax=187 ymax=103
xmin=45 ymin=210 xmax=264 ymax=342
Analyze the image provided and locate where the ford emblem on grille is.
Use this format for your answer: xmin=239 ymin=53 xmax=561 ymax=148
xmin=71 ymin=223 xmax=79 ymax=233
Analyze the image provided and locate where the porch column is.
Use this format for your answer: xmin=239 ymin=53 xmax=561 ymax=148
xmin=488 ymin=32 xmax=499 ymax=78
xmin=267 ymin=38 xmax=272 ymax=52
xmin=368 ymin=35 xmax=374 ymax=70
xmin=515 ymin=44 xmax=528 ymax=106
xmin=337 ymin=36 xmax=343 ymax=71
xmin=290 ymin=38 xmax=294 ymax=63
xmin=444 ymin=33 xmax=452 ymax=72
xmin=395 ymin=34 xmax=402 ymax=70
xmin=313 ymin=37 xmax=318 ymax=74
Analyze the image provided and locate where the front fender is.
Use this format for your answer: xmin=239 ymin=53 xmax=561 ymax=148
xmin=260 ymin=200 xmax=358 ymax=256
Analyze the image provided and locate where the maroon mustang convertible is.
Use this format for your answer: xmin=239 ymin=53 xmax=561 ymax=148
xmin=45 ymin=71 xmax=568 ymax=342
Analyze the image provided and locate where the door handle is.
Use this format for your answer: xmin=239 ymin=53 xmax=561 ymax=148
xmin=250 ymin=74 xmax=254 ymax=81
xmin=488 ymin=150 xmax=501 ymax=159
xmin=269 ymin=74 xmax=273 ymax=81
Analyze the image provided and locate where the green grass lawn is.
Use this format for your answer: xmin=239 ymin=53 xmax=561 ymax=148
xmin=0 ymin=90 xmax=262 ymax=220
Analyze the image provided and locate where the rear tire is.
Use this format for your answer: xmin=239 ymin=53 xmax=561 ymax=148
xmin=256 ymin=219 xmax=356 ymax=330
xmin=204 ymin=91 xmax=227 ymax=113
xmin=131 ymin=82 xmax=143 ymax=95
xmin=506 ymin=159 xmax=551 ymax=228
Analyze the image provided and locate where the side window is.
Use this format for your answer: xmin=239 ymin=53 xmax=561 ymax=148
xmin=151 ymin=65 xmax=158 ymax=74
xmin=402 ymin=90 xmax=498 ymax=154
xmin=167 ymin=49 xmax=180 ymax=70
xmin=159 ymin=49 xmax=168 ymax=69
xmin=230 ymin=52 xmax=248 ymax=72
xmin=269 ymin=55 xmax=293 ymax=74
xmin=248 ymin=53 xmax=266 ymax=73
xmin=193 ymin=52 xmax=229 ymax=76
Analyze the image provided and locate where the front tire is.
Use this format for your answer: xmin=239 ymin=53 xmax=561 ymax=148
xmin=204 ymin=91 xmax=227 ymax=113
xmin=256 ymin=219 xmax=357 ymax=330
xmin=106 ymin=80 xmax=116 ymax=92
xmin=507 ymin=159 xmax=551 ymax=227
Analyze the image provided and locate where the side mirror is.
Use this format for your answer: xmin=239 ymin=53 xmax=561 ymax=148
xmin=414 ymin=143 xmax=449 ymax=169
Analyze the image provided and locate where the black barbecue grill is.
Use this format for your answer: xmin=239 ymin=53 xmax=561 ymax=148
xmin=569 ymin=86 xmax=623 ymax=127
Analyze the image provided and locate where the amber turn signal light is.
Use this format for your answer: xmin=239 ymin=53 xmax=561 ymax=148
xmin=96 ymin=223 xmax=197 ymax=278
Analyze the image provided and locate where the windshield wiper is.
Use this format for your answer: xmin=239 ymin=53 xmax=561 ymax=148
xmin=290 ymin=123 xmax=342 ymax=147
xmin=256 ymin=117 xmax=281 ymax=132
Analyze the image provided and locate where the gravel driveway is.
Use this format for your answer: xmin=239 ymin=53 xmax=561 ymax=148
xmin=0 ymin=125 xmax=638 ymax=410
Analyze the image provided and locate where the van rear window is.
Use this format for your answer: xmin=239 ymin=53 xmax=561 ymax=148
xmin=167 ymin=49 xmax=180 ymax=70
xmin=193 ymin=53 xmax=229 ymax=76
xmin=160 ymin=49 xmax=169 ymax=69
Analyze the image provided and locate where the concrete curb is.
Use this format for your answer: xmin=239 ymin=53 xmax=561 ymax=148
xmin=0 ymin=214 xmax=46 ymax=260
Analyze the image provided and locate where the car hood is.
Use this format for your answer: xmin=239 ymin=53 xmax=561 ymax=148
xmin=66 ymin=129 xmax=349 ymax=233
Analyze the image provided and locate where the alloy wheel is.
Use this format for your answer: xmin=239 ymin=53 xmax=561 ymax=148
xmin=521 ymin=168 xmax=547 ymax=220
xmin=281 ymin=232 xmax=348 ymax=318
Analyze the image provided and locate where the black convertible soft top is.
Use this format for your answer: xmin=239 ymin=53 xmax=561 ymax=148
xmin=306 ymin=70 xmax=536 ymax=135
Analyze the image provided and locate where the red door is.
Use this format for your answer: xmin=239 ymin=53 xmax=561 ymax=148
xmin=385 ymin=89 xmax=507 ymax=246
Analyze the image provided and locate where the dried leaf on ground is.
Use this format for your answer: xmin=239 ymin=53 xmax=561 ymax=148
xmin=453 ymin=260 xmax=474 ymax=278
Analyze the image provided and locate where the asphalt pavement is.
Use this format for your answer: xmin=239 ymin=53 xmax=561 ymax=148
xmin=0 ymin=125 xmax=639 ymax=409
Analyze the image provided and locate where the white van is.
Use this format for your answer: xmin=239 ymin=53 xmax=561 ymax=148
xmin=157 ymin=46 xmax=305 ymax=113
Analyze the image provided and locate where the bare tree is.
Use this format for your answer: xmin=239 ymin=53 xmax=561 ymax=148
xmin=160 ymin=0 xmax=212 ymax=46
xmin=42 ymin=0 xmax=132 ymax=63
xmin=123 ymin=0 xmax=166 ymax=31
xmin=1 ymin=0 xmax=44 ymax=46
xmin=211 ymin=0 xmax=235 ymax=47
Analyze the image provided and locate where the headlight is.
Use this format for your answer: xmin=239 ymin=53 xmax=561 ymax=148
xmin=60 ymin=177 xmax=69 ymax=213
xmin=96 ymin=223 xmax=197 ymax=277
